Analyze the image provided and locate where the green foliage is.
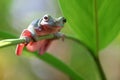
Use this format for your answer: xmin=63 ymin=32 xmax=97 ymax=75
xmin=58 ymin=0 xmax=120 ymax=80
xmin=1 ymin=0 xmax=120 ymax=80
xmin=59 ymin=0 xmax=96 ymax=54
xmin=0 ymin=0 xmax=16 ymax=33
xmin=98 ymin=0 xmax=120 ymax=49
xmin=59 ymin=0 xmax=120 ymax=56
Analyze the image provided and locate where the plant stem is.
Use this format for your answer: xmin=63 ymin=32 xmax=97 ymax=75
xmin=66 ymin=35 xmax=106 ymax=80
xmin=94 ymin=57 xmax=106 ymax=80
xmin=0 ymin=34 xmax=54 ymax=48
xmin=0 ymin=39 xmax=25 ymax=48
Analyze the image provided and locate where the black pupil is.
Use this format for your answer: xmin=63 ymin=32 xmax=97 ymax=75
xmin=63 ymin=18 xmax=66 ymax=23
xmin=44 ymin=16 xmax=48 ymax=20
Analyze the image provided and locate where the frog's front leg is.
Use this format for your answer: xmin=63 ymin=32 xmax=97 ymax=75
xmin=27 ymin=25 xmax=39 ymax=42
xmin=54 ymin=32 xmax=65 ymax=41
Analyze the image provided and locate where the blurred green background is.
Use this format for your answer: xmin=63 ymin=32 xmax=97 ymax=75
xmin=1 ymin=0 xmax=120 ymax=80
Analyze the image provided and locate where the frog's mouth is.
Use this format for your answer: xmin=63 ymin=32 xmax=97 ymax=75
xmin=40 ymin=24 xmax=60 ymax=33
xmin=40 ymin=25 xmax=53 ymax=31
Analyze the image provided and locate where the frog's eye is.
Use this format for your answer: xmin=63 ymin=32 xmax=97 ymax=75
xmin=44 ymin=16 xmax=48 ymax=20
xmin=44 ymin=16 xmax=49 ymax=21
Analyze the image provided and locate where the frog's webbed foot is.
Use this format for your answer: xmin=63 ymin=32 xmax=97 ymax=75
xmin=54 ymin=32 xmax=65 ymax=41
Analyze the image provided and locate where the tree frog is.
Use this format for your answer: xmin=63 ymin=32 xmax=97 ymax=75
xmin=15 ymin=14 xmax=66 ymax=56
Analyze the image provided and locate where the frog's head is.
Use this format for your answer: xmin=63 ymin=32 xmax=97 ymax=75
xmin=39 ymin=14 xmax=66 ymax=31
xmin=55 ymin=16 xmax=66 ymax=28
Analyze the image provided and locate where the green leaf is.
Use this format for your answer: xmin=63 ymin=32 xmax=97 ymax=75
xmin=59 ymin=0 xmax=96 ymax=54
xmin=98 ymin=0 xmax=120 ymax=49
xmin=59 ymin=0 xmax=120 ymax=55
xmin=0 ymin=31 xmax=84 ymax=80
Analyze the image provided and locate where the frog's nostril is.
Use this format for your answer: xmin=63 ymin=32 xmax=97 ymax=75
xmin=63 ymin=18 xmax=67 ymax=23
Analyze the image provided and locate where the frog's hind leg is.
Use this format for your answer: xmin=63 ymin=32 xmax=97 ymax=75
xmin=15 ymin=43 xmax=25 ymax=56
xmin=26 ymin=42 xmax=39 ymax=52
xmin=38 ymin=39 xmax=53 ymax=55
xmin=15 ymin=29 xmax=32 ymax=56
